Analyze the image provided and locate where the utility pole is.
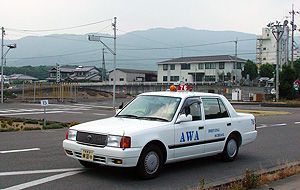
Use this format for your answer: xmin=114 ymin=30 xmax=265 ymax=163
xmin=1 ymin=27 xmax=4 ymax=104
xmin=290 ymin=4 xmax=300 ymax=69
xmin=268 ymin=21 xmax=288 ymax=102
xmin=102 ymin=48 xmax=106 ymax=82
xmin=112 ymin=17 xmax=117 ymax=109
xmin=234 ymin=39 xmax=238 ymax=82
xmin=88 ymin=17 xmax=117 ymax=108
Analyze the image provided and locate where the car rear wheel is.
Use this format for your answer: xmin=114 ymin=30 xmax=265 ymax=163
xmin=137 ymin=145 xmax=163 ymax=179
xmin=222 ymin=135 xmax=239 ymax=161
xmin=79 ymin=160 xmax=99 ymax=168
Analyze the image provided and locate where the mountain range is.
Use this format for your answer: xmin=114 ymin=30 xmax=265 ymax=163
xmin=5 ymin=27 xmax=300 ymax=71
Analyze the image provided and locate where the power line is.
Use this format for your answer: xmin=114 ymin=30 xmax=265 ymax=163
xmin=6 ymin=49 xmax=100 ymax=60
xmin=6 ymin=18 xmax=112 ymax=32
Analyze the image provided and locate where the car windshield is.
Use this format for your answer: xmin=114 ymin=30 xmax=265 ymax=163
xmin=117 ymin=95 xmax=181 ymax=122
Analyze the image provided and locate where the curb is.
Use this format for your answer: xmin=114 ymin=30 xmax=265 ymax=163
xmin=261 ymin=103 xmax=300 ymax=108
xmin=204 ymin=161 xmax=300 ymax=189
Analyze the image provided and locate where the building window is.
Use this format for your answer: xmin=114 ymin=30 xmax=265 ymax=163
xmin=163 ymin=76 xmax=168 ymax=81
xmin=170 ymin=65 xmax=175 ymax=70
xmin=198 ymin=63 xmax=204 ymax=69
xmin=204 ymin=75 xmax=216 ymax=82
xmin=237 ymin=63 xmax=242 ymax=69
xmin=163 ymin=64 xmax=168 ymax=71
xmin=205 ymin=63 xmax=210 ymax=69
xmin=211 ymin=63 xmax=216 ymax=69
xmin=205 ymin=63 xmax=216 ymax=69
xmin=181 ymin=63 xmax=190 ymax=70
xmin=170 ymin=76 xmax=179 ymax=81
xmin=119 ymin=78 xmax=124 ymax=81
xmin=219 ymin=62 xmax=225 ymax=69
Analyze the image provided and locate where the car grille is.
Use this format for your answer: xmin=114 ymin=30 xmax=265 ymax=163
xmin=76 ymin=131 xmax=107 ymax=147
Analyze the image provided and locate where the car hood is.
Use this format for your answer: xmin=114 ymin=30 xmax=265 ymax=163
xmin=71 ymin=117 xmax=167 ymax=136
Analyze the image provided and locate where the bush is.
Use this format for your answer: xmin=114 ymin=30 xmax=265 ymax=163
xmin=12 ymin=118 xmax=26 ymax=122
xmin=7 ymin=119 xmax=14 ymax=126
xmin=23 ymin=126 xmax=41 ymax=131
xmin=0 ymin=127 xmax=17 ymax=132
xmin=67 ymin=121 xmax=80 ymax=127
xmin=1 ymin=121 xmax=7 ymax=128
xmin=44 ymin=123 xmax=64 ymax=129
xmin=24 ymin=119 xmax=39 ymax=124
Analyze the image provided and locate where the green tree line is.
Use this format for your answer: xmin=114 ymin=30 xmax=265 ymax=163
xmin=4 ymin=66 xmax=52 ymax=80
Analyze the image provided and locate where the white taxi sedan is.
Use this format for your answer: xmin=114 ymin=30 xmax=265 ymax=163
xmin=63 ymin=91 xmax=257 ymax=179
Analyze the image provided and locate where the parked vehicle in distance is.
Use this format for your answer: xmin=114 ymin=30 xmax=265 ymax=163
xmin=63 ymin=91 xmax=257 ymax=179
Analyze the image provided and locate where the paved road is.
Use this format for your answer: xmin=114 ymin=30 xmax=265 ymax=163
xmin=0 ymin=103 xmax=300 ymax=189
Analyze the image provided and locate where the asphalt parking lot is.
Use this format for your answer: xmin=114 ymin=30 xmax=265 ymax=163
xmin=1 ymin=102 xmax=300 ymax=189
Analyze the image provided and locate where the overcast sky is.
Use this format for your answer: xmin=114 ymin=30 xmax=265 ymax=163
xmin=1 ymin=0 xmax=299 ymax=39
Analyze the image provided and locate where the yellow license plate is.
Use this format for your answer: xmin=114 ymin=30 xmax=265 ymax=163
xmin=81 ymin=149 xmax=94 ymax=161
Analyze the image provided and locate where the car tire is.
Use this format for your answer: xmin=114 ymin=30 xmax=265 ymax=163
xmin=222 ymin=135 xmax=239 ymax=162
xmin=137 ymin=145 xmax=163 ymax=179
xmin=79 ymin=160 xmax=99 ymax=168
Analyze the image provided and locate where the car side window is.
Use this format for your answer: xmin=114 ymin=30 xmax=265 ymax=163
xmin=202 ymin=98 xmax=229 ymax=120
xmin=180 ymin=98 xmax=202 ymax=121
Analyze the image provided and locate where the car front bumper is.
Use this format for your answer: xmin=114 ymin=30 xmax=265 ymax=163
xmin=63 ymin=140 xmax=142 ymax=167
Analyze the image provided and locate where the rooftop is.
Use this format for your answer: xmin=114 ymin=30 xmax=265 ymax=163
xmin=159 ymin=55 xmax=247 ymax=64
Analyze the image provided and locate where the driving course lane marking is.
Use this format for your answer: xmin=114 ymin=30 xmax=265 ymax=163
xmin=3 ymin=171 xmax=83 ymax=190
xmin=0 ymin=148 xmax=40 ymax=154
xmin=256 ymin=123 xmax=287 ymax=129
xmin=0 ymin=168 xmax=83 ymax=176
xmin=270 ymin=123 xmax=287 ymax=127
xmin=93 ymin=113 xmax=107 ymax=116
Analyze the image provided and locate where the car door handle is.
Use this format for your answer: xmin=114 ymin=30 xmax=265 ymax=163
xmin=227 ymin=123 xmax=231 ymax=126
xmin=198 ymin=126 xmax=204 ymax=130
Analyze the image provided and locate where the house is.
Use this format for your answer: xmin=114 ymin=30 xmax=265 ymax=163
xmin=9 ymin=74 xmax=38 ymax=84
xmin=157 ymin=55 xmax=247 ymax=84
xmin=108 ymin=68 xmax=157 ymax=85
xmin=48 ymin=66 xmax=101 ymax=82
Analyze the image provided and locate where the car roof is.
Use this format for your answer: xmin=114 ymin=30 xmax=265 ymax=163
xmin=139 ymin=91 xmax=223 ymax=99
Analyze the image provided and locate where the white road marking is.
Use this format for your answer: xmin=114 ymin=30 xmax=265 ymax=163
xmin=0 ymin=148 xmax=40 ymax=154
xmin=0 ymin=168 xmax=82 ymax=176
xmin=257 ymin=123 xmax=287 ymax=129
xmin=0 ymin=111 xmax=64 ymax=116
xmin=93 ymin=113 xmax=107 ymax=116
xmin=270 ymin=123 xmax=287 ymax=127
xmin=256 ymin=124 xmax=268 ymax=129
xmin=295 ymin=122 xmax=300 ymax=124
xmin=3 ymin=171 xmax=83 ymax=190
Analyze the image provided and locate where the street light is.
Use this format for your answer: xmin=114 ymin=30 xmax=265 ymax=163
xmin=1 ymin=43 xmax=16 ymax=103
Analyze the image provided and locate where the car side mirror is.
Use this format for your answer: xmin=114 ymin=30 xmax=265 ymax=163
xmin=176 ymin=114 xmax=192 ymax=123
xmin=115 ymin=109 xmax=121 ymax=114
xmin=118 ymin=102 xmax=124 ymax=109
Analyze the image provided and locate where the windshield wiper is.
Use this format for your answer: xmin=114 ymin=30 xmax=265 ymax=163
xmin=116 ymin=114 xmax=138 ymax=118
xmin=137 ymin=116 xmax=169 ymax=122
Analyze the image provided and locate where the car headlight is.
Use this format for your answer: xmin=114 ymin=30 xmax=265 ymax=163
xmin=107 ymin=135 xmax=131 ymax=149
xmin=66 ymin=129 xmax=77 ymax=141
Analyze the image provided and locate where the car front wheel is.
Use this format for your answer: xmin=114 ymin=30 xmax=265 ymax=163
xmin=137 ymin=145 xmax=163 ymax=179
xmin=222 ymin=135 xmax=239 ymax=161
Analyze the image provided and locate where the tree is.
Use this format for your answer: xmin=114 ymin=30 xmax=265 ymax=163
xmin=242 ymin=60 xmax=258 ymax=80
xmin=259 ymin=63 xmax=275 ymax=78
xmin=279 ymin=64 xmax=297 ymax=99
xmin=293 ymin=58 xmax=300 ymax=78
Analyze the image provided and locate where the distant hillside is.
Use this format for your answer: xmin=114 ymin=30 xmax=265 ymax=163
xmin=4 ymin=27 xmax=266 ymax=70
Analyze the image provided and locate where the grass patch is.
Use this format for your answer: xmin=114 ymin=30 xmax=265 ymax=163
xmin=43 ymin=123 xmax=65 ymax=129
xmin=0 ymin=117 xmax=74 ymax=132
xmin=205 ymin=162 xmax=300 ymax=190
xmin=236 ymin=109 xmax=290 ymax=116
